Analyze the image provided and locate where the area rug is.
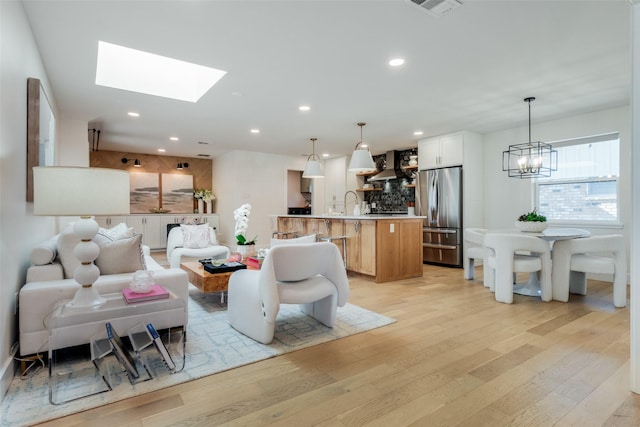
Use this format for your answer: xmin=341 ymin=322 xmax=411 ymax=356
xmin=0 ymin=289 xmax=395 ymax=427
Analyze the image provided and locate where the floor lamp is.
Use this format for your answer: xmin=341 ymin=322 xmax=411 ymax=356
xmin=33 ymin=166 xmax=130 ymax=308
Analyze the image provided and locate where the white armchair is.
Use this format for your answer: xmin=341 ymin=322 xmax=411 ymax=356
xmin=227 ymin=242 xmax=349 ymax=344
xmin=483 ymin=233 xmax=552 ymax=304
xmin=551 ymin=234 xmax=627 ymax=307
xmin=166 ymin=224 xmax=229 ymax=269
xmin=463 ymin=228 xmax=487 ymax=281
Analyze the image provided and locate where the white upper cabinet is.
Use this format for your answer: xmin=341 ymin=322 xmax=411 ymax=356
xmin=418 ymin=133 xmax=464 ymax=169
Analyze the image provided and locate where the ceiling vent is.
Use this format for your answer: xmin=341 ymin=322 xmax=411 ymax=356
xmin=409 ymin=0 xmax=462 ymax=17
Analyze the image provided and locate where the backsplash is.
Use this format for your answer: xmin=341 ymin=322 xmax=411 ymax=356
xmin=364 ymin=148 xmax=417 ymax=213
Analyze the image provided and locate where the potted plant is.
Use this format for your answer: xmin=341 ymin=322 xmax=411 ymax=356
xmin=233 ymin=203 xmax=257 ymax=256
xmin=515 ymin=209 xmax=548 ymax=232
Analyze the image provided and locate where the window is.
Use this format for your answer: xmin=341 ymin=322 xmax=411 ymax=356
xmin=535 ymin=133 xmax=619 ymax=224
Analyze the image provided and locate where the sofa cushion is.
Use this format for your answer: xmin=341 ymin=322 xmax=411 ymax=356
xmin=95 ymin=233 xmax=146 ymax=274
xmin=30 ymin=236 xmax=58 ymax=266
xmin=180 ymin=224 xmax=212 ymax=249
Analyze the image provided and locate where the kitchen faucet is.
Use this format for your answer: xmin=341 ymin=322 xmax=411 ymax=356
xmin=343 ymin=191 xmax=360 ymax=215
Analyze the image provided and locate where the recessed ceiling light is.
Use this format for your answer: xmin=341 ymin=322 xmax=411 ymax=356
xmin=96 ymin=41 xmax=227 ymax=103
xmin=197 ymin=141 xmax=209 ymax=145
xmin=414 ymin=131 xmax=424 ymax=136
xmin=322 ymin=153 xmax=329 ymax=157
xmin=128 ymin=112 xmax=140 ymax=117
xmin=299 ymin=105 xmax=311 ymax=111
xmin=157 ymin=148 xmax=166 ymax=153
xmin=169 ymin=137 xmax=179 ymax=141
xmin=250 ymin=129 xmax=260 ymax=134
xmin=389 ymin=58 xmax=405 ymax=67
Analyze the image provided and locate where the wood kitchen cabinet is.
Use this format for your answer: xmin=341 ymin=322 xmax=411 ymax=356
xmin=375 ymin=219 xmax=423 ymax=282
xmin=345 ymin=219 xmax=376 ymax=276
xmin=277 ymin=216 xmax=305 ymax=237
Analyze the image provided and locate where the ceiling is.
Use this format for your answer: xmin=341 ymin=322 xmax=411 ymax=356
xmin=22 ymin=0 xmax=631 ymax=160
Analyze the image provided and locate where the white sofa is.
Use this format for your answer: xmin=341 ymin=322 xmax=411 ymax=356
xmin=19 ymin=226 xmax=189 ymax=356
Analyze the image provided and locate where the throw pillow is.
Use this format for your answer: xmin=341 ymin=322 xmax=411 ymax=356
xmin=98 ymin=222 xmax=134 ymax=241
xmin=95 ymin=234 xmax=146 ymax=275
xmin=180 ymin=224 xmax=211 ymax=249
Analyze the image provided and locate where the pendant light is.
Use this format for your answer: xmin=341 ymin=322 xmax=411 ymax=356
xmin=348 ymin=122 xmax=376 ymax=172
xmin=303 ymin=137 xmax=324 ymax=178
xmin=502 ymin=97 xmax=558 ymax=178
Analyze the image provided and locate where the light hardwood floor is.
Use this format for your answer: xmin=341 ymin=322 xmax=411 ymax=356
xmin=36 ymin=260 xmax=639 ymax=426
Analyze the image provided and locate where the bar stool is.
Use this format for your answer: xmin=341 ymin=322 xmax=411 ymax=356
xmin=317 ymin=219 xmax=347 ymax=267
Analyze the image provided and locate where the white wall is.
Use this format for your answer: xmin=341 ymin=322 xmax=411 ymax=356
xmin=630 ymin=1 xmax=639 ymax=394
xmin=482 ymin=106 xmax=631 ymax=242
xmin=212 ymin=150 xmax=307 ymax=247
xmin=0 ymin=1 xmax=59 ymax=400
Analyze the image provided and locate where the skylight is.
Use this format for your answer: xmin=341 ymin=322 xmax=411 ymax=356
xmin=95 ymin=41 xmax=227 ymax=103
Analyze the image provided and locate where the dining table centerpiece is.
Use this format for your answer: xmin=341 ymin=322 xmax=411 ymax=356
xmin=515 ymin=209 xmax=548 ymax=232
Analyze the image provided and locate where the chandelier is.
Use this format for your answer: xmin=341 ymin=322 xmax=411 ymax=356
xmin=502 ymin=97 xmax=557 ymax=178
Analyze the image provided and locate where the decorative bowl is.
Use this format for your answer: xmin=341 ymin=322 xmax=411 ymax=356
xmin=515 ymin=221 xmax=548 ymax=233
xmin=211 ymin=259 xmax=226 ymax=267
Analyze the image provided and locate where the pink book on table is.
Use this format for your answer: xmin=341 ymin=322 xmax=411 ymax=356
xmin=122 ymin=285 xmax=169 ymax=303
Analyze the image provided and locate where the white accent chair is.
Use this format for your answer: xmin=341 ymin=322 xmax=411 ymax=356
xmin=551 ymin=234 xmax=627 ymax=307
xmin=227 ymin=242 xmax=349 ymax=344
xmin=483 ymin=233 xmax=552 ymax=304
xmin=463 ymin=228 xmax=487 ymax=281
xmin=270 ymin=234 xmax=316 ymax=247
xmin=166 ymin=226 xmax=229 ymax=269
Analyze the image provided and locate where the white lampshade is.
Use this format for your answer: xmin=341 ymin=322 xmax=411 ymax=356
xmin=33 ymin=167 xmax=130 ymax=216
xmin=32 ymin=166 xmax=130 ymax=308
xmin=348 ymin=148 xmax=376 ymax=172
xmin=303 ymin=159 xmax=324 ymax=178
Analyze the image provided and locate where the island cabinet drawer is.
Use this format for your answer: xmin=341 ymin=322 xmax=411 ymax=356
xmin=423 ymin=228 xmax=460 ymax=246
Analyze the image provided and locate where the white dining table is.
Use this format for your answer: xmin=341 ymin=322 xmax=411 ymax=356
xmin=486 ymin=227 xmax=591 ymax=297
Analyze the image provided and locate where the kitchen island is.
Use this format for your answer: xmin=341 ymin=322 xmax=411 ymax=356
xmin=275 ymin=214 xmax=425 ymax=283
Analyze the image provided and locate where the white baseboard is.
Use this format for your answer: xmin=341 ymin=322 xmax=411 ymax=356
xmin=0 ymin=350 xmax=17 ymax=403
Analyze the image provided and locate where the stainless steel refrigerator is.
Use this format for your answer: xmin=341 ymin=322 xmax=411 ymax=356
xmin=416 ymin=166 xmax=463 ymax=267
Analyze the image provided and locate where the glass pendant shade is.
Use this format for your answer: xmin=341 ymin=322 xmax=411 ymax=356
xmin=303 ymin=159 xmax=323 ymax=178
xmin=302 ymin=137 xmax=324 ymax=178
xmin=348 ymin=146 xmax=376 ymax=172
xmin=348 ymin=122 xmax=376 ymax=172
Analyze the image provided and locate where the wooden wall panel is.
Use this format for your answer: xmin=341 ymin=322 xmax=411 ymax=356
xmin=90 ymin=150 xmax=213 ymax=211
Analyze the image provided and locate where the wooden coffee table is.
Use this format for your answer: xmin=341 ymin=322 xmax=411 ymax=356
xmin=180 ymin=262 xmax=235 ymax=302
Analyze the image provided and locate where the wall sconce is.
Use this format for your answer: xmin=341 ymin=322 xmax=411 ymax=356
xmin=177 ymin=162 xmax=189 ymax=170
xmin=121 ymin=157 xmax=141 ymax=167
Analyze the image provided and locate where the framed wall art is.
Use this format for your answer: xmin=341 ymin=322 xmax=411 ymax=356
xmin=26 ymin=77 xmax=56 ymax=201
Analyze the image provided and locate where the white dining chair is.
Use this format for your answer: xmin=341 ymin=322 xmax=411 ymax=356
xmin=463 ymin=228 xmax=487 ymax=281
xmin=551 ymin=234 xmax=627 ymax=307
xmin=483 ymin=233 xmax=552 ymax=304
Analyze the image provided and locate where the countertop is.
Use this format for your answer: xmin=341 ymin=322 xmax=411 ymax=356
xmin=274 ymin=214 xmax=426 ymax=220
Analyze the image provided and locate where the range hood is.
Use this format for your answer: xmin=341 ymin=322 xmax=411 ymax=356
xmin=368 ymin=150 xmax=409 ymax=181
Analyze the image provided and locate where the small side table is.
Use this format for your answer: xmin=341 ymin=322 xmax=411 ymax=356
xmin=48 ymin=292 xmax=186 ymax=404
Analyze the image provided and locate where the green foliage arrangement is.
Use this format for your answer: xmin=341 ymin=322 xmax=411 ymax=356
xmin=517 ymin=209 xmax=547 ymax=222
